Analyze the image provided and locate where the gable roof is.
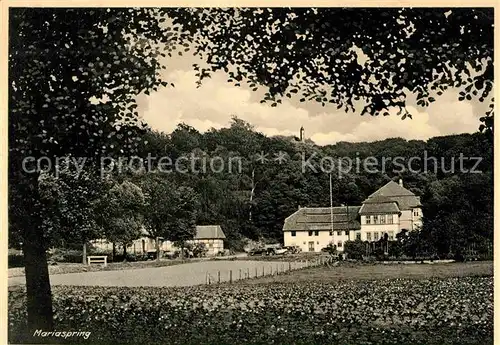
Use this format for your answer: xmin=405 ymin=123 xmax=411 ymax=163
xmin=368 ymin=181 xmax=415 ymax=198
xmin=194 ymin=225 xmax=226 ymax=239
xmin=359 ymin=201 xmax=400 ymax=215
xmin=364 ymin=180 xmax=421 ymax=211
xmin=283 ymin=206 xmax=361 ymax=232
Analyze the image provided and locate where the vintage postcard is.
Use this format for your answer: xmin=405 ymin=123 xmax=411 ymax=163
xmin=4 ymin=2 xmax=497 ymax=344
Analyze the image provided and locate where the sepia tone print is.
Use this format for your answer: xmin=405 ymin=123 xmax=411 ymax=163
xmin=7 ymin=6 xmax=494 ymax=345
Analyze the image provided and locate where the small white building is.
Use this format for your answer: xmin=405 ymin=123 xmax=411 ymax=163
xmin=163 ymin=225 xmax=226 ymax=256
xmin=283 ymin=179 xmax=423 ymax=252
xmin=91 ymin=225 xmax=226 ymax=256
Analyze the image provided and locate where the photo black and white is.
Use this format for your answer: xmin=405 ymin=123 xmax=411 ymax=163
xmin=5 ymin=4 xmax=495 ymax=345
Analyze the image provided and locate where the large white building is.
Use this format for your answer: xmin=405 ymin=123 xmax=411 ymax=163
xmin=283 ymin=179 xmax=422 ymax=252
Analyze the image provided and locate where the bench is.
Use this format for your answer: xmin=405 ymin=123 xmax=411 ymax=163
xmin=87 ymin=256 xmax=108 ymax=267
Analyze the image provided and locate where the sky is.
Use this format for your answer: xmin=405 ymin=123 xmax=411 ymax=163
xmin=136 ymin=51 xmax=488 ymax=146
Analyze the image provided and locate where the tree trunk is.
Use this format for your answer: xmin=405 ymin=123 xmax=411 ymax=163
xmin=123 ymin=244 xmax=127 ymax=261
xmin=23 ymin=224 xmax=54 ymax=333
xmin=249 ymin=168 xmax=256 ymax=221
xmin=155 ymin=237 xmax=160 ymax=261
xmin=112 ymin=242 xmax=116 ymax=262
xmin=82 ymin=242 xmax=87 ymax=265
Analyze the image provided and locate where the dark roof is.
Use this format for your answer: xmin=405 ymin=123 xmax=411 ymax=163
xmin=283 ymin=206 xmax=361 ymax=232
xmin=364 ymin=181 xmax=421 ymax=210
xmin=359 ymin=201 xmax=400 ymax=215
xmin=194 ymin=225 xmax=226 ymax=239
xmin=368 ymin=181 xmax=415 ymax=198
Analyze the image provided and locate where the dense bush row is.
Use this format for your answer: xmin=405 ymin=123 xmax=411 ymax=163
xmin=9 ymin=276 xmax=492 ymax=344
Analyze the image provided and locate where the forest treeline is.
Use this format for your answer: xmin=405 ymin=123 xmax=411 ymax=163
xmin=10 ymin=117 xmax=493 ymax=256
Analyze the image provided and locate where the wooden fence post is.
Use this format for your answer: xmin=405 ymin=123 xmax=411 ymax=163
xmin=218 ymin=271 xmax=221 ymax=283
xmin=288 ymin=262 xmax=291 ymax=271
xmin=255 ymin=267 xmax=258 ymax=278
xmin=239 ymin=269 xmax=242 ymax=280
xmin=208 ymin=273 xmax=211 ymax=285
xmin=230 ymin=270 xmax=232 ymax=283
xmin=247 ymin=267 xmax=250 ymax=279
xmin=262 ymin=265 xmax=265 ymax=277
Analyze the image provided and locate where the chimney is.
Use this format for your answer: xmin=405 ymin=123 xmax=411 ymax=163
xmin=399 ymin=179 xmax=403 ymax=187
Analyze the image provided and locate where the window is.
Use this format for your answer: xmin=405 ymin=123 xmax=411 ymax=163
xmin=314 ymin=231 xmax=319 ymax=236
xmin=309 ymin=231 xmax=313 ymax=236
xmin=291 ymin=231 xmax=296 ymax=237
xmin=317 ymin=241 xmax=319 ymax=244
xmin=414 ymin=209 xmax=419 ymax=216
xmin=356 ymin=233 xmax=361 ymax=240
xmin=345 ymin=231 xmax=349 ymax=236
xmin=337 ymin=241 xmax=343 ymax=248
xmin=373 ymin=215 xmax=379 ymax=224
xmin=337 ymin=231 xmax=342 ymax=236
xmin=209 ymin=243 xmax=213 ymax=248
xmin=366 ymin=216 xmax=371 ymax=224
xmin=329 ymin=231 xmax=333 ymax=236
xmin=374 ymin=232 xmax=379 ymax=241
xmin=380 ymin=215 xmax=386 ymax=224
xmin=387 ymin=215 xmax=394 ymax=224
xmin=367 ymin=233 xmax=372 ymax=241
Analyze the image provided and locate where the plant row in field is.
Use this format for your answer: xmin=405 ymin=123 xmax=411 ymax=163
xmin=9 ymin=276 xmax=493 ymax=345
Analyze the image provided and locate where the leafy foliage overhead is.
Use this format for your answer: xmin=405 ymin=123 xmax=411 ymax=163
xmin=9 ymin=8 xmax=174 ymax=159
xmin=168 ymin=8 xmax=493 ymax=127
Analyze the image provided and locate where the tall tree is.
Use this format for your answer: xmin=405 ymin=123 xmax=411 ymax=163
xmin=9 ymin=8 xmax=172 ymax=331
xmin=140 ymin=175 xmax=198 ymax=260
xmin=36 ymin=158 xmax=110 ymax=260
xmin=100 ymin=181 xmax=145 ymax=259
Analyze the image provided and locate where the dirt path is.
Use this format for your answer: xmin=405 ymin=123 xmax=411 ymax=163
xmin=8 ymin=260 xmax=307 ymax=287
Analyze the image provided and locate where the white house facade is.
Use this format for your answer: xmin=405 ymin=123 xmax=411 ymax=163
xmin=163 ymin=225 xmax=226 ymax=256
xmin=91 ymin=225 xmax=226 ymax=256
xmin=283 ymin=206 xmax=361 ymax=253
xmin=283 ymin=179 xmax=423 ymax=252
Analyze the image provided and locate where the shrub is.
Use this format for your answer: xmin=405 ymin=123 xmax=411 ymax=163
xmin=47 ymin=248 xmax=83 ymax=263
xmin=8 ymin=254 xmax=24 ymax=268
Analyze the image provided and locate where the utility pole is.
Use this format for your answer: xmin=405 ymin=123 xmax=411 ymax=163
xmin=329 ymin=173 xmax=334 ymax=237
xmin=346 ymin=204 xmax=349 ymax=241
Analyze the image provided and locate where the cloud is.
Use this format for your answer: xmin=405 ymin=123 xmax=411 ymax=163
xmin=311 ymin=107 xmax=441 ymax=145
xmin=138 ymin=65 xmax=483 ymax=146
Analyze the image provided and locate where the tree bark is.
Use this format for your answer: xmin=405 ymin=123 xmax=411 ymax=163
xmin=155 ymin=237 xmax=160 ymax=261
xmin=123 ymin=244 xmax=127 ymax=261
xmin=249 ymin=168 xmax=256 ymax=221
xmin=112 ymin=242 xmax=116 ymax=262
xmin=82 ymin=242 xmax=87 ymax=265
xmin=23 ymin=224 xmax=54 ymax=333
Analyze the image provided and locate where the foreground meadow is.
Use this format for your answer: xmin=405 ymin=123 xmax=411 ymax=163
xmin=9 ymin=275 xmax=492 ymax=345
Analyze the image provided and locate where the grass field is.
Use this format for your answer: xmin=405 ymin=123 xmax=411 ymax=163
xmin=238 ymin=260 xmax=493 ymax=284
